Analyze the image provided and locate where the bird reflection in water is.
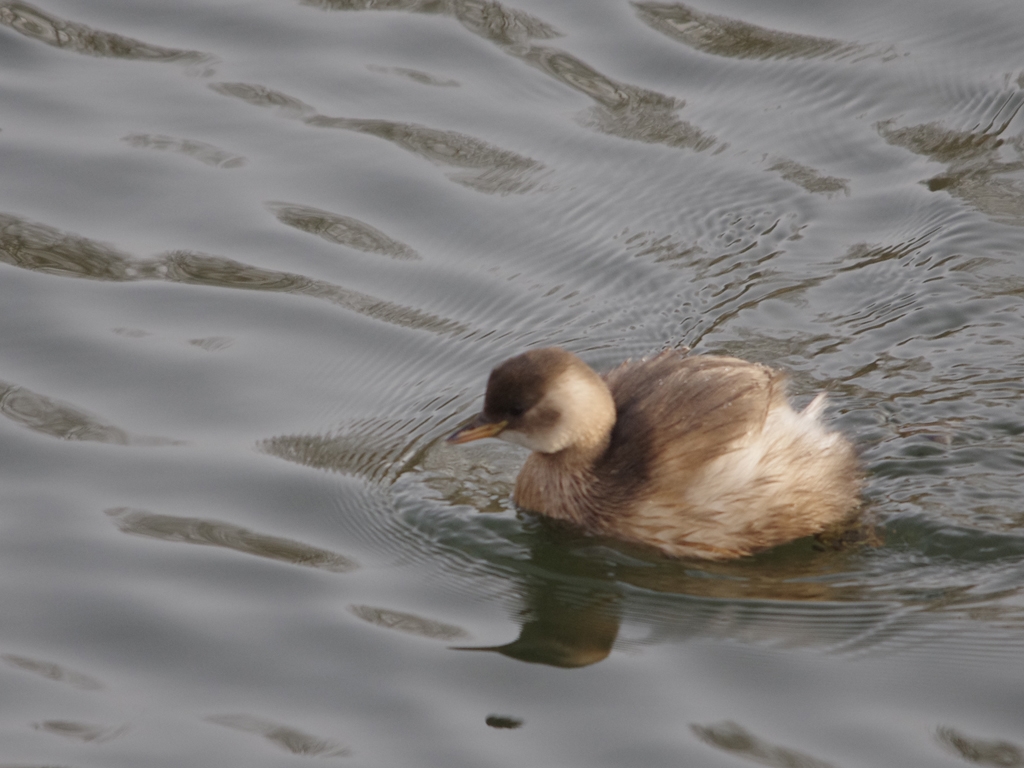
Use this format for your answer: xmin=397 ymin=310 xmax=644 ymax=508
xmin=456 ymin=580 xmax=623 ymax=668
xmin=450 ymin=517 xmax=878 ymax=669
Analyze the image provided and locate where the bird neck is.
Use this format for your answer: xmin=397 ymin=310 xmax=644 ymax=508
xmin=555 ymin=427 xmax=612 ymax=469
xmin=544 ymin=367 xmax=617 ymax=459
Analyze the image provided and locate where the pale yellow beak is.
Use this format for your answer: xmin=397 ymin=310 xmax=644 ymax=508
xmin=446 ymin=414 xmax=508 ymax=444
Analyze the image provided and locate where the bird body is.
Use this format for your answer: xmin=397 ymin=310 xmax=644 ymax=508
xmin=448 ymin=348 xmax=861 ymax=560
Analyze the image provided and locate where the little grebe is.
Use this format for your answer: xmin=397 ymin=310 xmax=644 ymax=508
xmin=447 ymin=347 xmax=861 ymax=559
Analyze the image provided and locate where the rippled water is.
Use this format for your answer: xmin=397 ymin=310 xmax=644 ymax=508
xmin=2 ymin=0 xmax=1023 ymax=764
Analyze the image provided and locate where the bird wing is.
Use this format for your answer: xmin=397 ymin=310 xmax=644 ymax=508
xmin=602 ymin=351 xmax=783 ymax=474
xmin=599 ymin=353 xmax=788 ymax=551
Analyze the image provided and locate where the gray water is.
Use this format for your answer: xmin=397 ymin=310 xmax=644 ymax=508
xmin=2 ymin=0 xmax=1024 ymax=764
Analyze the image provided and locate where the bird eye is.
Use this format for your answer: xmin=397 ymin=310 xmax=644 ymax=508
xmin=508 ymin=406 xmax=524 ymax=418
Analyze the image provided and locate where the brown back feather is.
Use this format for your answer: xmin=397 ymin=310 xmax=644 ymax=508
xmin=600 ymin=351 xmax=782 ymax=487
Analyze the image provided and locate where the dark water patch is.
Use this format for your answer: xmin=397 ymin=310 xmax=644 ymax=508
xmin=31 ymin=720 xmax=128 ymax=743
xmin=366 ymin=63 xmax=459 ymax=87
xmin=0 ymin=1 xmax=213 ymax=68
xmin=835 ymin=233 xmax=938 ymax=276
xmin=348 ymin=604 xmax=469 ymax=640
xmin=211 ymin=81 xmax=544 ymax=194
xmin=260 ymin=417 xmax=437 ymax=483
xmin=766 ymin=158 xmax=849 ymax=196
xmin=936 ymin=726 xmax=1023 ymax=767
xmin=264 ymin=423 xmax=419 ymax=483
xmin=485 ymin=715 xmax=523 ymax=729
xmin=207 ymin=81 xmax=317 ymax=118
xmin=447 ymin=0 xmax=562 ymax=44
xmin=187 ymin=335 xmax=234 ymax=351
xmin=633 ymin=2 xmax=873 ymax=63
xmin=0 ymin=212 xmax=465 ymax=335
xmin=2 ymin=653 xmax=103 ymax=690
xmin=258 ymin=358 xmax=482 ymax=485
xmin=877 ymin=90 xmax=1024 ymax=226
xmin=514 ymin=45 xmax=715 ymax=152
xmin=122 ymin=134 xmax=246 ymax=169
xmin=158 ymin=250 xmax=463 ymax=333
xmin=267 ymin=202 xmax=420 ymax=260
xmin=205 ymin=714 xmax=351 ymax=757
xmin=878 ymin=109 xmax=1020 ymax=168
xmin=303 ymin=0 xmax=717 ymax=153
xmin=305 ymin=116 xmax=544 ymax=194
xmin=692 ymin=721 xmax=835 ymax=768
xmin=105 ymin=507 xmax=359 ymax=573
xmin=0 ymin=211 xmax=137 ymax=280
xmin=302 ymin=0 xmax=562 ymax=46
xmin=0 ymin=380 xmax=179 ymax=446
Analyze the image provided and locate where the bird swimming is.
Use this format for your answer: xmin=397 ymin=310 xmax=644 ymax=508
xmin=447 ymin=347 xmax=861 ymax=560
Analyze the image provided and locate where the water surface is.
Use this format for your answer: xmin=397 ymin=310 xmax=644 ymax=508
xmin=1 ymin=0 xmax=1024 ymax=764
